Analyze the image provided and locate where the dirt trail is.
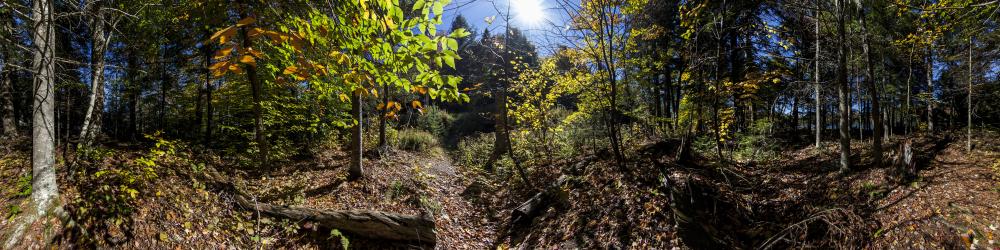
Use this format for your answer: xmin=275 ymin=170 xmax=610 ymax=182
xmin=418 ymin=150 xmax=498 ymax=248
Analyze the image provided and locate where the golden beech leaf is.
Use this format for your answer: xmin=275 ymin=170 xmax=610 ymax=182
xmin=228 ymin=63 xmax=243 ymax=74
xmin=282 ymin=66 xmax=298 ymax=75
xmin=339 ymin=93 xmax=349 ymax=102
xmin=376 ymin=103 xmax=385 ymax=110
xmin=370 ymin=88 xmax=378 ymax=98
xmin=235 ymin=17 xmax=256 ymax=27
xmin=208 ymin=61 xmax=229 ymax=71
xmin=411 ymin=100 xmax=423 ymax=109
xmin=210 ymin=26 xmax=237 ymax=45
xmin=239 ymin=55 xmax=256 ymax=66
xmin=353 ymin=88 xmax=366 ymax=96
xmin=294 ymin=72 xmax=307 ymax=81
xmin=246 ymin=47 xmax=263 ymax=58
xmin=213 ymin=46 xmax=233 ymax=59
xmin=248 ymin=27 xmax=264 ymax=38
xmin=211 ymin=68 xmax=227 ymax=77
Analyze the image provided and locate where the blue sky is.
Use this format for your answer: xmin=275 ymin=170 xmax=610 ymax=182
xmin=442 ymin=0 xmax=569 ymax=54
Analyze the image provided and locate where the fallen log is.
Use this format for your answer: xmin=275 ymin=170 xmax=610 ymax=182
xmin=198 ymin=165 xmax=436 ymax=245
xmin=511 ymin=175 xmax=570 ymax=227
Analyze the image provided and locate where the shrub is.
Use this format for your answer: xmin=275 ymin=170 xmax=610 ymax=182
xmin=734 ymin=119 xmax=780 ymax=163
xmin=456 ymin=132 xmax=495 ymax=169
xmin=398 ymin=129 xmax=438 ymax=152
xmin=415 ymin=107 xmax=454 ymax=138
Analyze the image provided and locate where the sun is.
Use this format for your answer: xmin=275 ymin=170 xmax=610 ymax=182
xmin=510 ymin=0 xmax=546 ymax=27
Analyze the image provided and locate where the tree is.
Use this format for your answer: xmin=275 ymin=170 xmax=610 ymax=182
xmin=859 ymin=4 xmax=882 ymax=164
xmin=207 ymin=0 xmax=469 ymax=179
xmin=79 ymin=0 xmax=114 ymax=145
xmin=814 ymin=7 xmax=821 ymax=148
xmin=835 ymin=0 xmax=851 ymax=172
xmin=0 ymin=6 xmax=17 ymax=138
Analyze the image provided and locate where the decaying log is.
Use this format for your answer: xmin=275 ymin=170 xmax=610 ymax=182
xmin=511 ymin=175 xmax=570 ymax=227
xmin=199 ymin=166 xmax=436 ymax=245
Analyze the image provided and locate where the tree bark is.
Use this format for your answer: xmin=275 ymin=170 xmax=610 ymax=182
xmin=967 ymin=38 xmax=973 ymax=152
xmin=860 ymin=12 xmax=882 ymax=164
xmin=926 ymin=46 xmax=934 ymax=132
xmin=905 ymin=47 xmax=913 ymax=136
xmin=31 ymin=0 xmax=59 ymax=214
xmin=79 ymin=3 xmax=110 ymax=145
xmin=814 ymin=8 xmax=821 ymax=148
xmin=349 ymin=90 xmax=363 ymax=179
xmin=238 ymin=4 xmax=266 ymax=165
xmin=1 ymin=10 xmax=17 ymax=138
xmin=836 ymin=1 xmax=851 ymax=172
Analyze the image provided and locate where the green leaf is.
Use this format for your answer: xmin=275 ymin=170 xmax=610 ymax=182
xmin=413 ymin=0 xmax=426 ymax=11
xmin=447 ymin=38 xmax=458 ymax=50
xmin=432 ymin=1 xmax=444 ymax=16
xmin=443 ymin=55 xmax=455 ymax=69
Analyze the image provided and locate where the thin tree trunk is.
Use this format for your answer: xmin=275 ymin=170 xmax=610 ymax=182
xmin=238 ymin=7 xmax=266 ymax=164
xmin=905 ymin=47 xmax=913 ymax=135
xmin=836 ymin=1 xmax=851 ymax=172
xmin=860 ymin=12 xmax=882 ymax=164
xmin=792 ymin=95 xmax=799 ymax=130
xmin=79 ymin=4 xmax=110 ymax=145
xmin=814 ymin=8 xmax=821 ymax=148
xmin=967 ymin=37 xmax=973 ymax=151
xmin=926 ymin=46 xmax=934 ymax=132
xmin=349 ymin=90 xmax=363 ymax=179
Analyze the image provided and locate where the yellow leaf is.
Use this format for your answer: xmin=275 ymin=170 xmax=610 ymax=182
xmin=339 ymin=93 xmax=349 ymax=102
xmin=228 ymin=63 xmax=243 ymax=74
xmin=210 ymin=26 xmax=236 ymax=45
xmin=208 ymin=61 xmax=229 ymax=71
xmin=239 ymin=55 xmax=256 ymax=66
xmin=376 ymin=103 xmax=385 ymax=110
xmin=213 ymin=46 xmax=233 ymax=59
xmin=411 ymin=100 xmax=423 ymax=109
xmin=283 ymin=66 xmax=298 ymax=75
xmin=236 ymin=17 xmax=256 ymax=27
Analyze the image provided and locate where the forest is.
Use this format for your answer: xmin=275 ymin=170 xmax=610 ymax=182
xmin=1 ymin=0 xmax=999 ymax=248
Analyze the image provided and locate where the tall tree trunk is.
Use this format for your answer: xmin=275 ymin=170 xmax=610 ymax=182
xmin=1 ymin=10 xmax=17 ymax=138
xmin=238 ymin=7 xmax=266 ymax=164
xmin=32 ymin=0 xmax=58 ymax=213
xmin=2 ymin=3 xmax=58 ymax=242
xmin=860 ymin=13 xmax=882 ymax=164
xmin=814 ymin=8 xmax=821 ymax=148
xmin=349 ymin=91 xmax=363 ymax=179
xmin=905 ymin=48 xmax=913 ymax=135
xmin=836 ymin=1 xmax=851 ymax=172
xmin=926 ymin=46 xmax=934 ymax=132
xmin=967 ymin=37 xmax=973 ymax=152
xmin=79 ymin=4 xmax=109 ymax=145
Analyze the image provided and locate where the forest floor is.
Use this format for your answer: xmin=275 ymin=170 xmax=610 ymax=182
xmin=241 ymin=147 xmax=500 ymax=248
xmin=1 ymin=132 xmax=998 ymax=249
